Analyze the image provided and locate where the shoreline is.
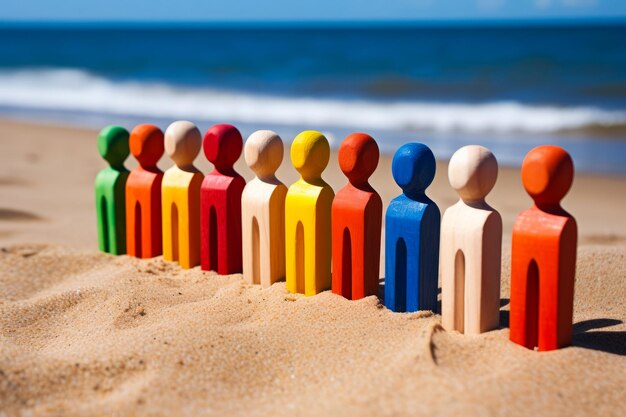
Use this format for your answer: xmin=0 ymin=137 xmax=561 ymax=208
xmin=1 ymin=117 xmax=625 ymax=251
xmin=2 ymin=103 xmax=626 ymax=175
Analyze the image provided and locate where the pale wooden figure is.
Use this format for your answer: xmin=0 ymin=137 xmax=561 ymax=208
xmin=441 ymin=145 xmax=502 ymax=334
xmin=241 ymin=130 xmax=287 ymax=287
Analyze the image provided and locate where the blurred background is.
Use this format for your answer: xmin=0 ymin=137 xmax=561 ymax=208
xmin=1 ymin=0 xmax=625 ymax=173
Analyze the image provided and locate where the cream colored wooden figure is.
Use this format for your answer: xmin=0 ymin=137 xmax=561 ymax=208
xmin=241 ymin=130 xmax=288 ymax=287
xmin=441 ymin=145 xmax=502 ymax=334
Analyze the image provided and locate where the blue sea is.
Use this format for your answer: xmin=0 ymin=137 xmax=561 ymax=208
xmin=1 ymin=23 xmax=625 ymax=173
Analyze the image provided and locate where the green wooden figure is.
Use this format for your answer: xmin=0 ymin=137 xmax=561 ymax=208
xmin=95 ymin=125 xmax=130 ymax=254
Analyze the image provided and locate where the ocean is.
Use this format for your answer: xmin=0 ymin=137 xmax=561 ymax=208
xmin=1 ymin=23 xmax=625 ymax=173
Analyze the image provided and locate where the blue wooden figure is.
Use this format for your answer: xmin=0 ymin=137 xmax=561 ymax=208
xmin=385 ymin=143 xmax=440 ymax=313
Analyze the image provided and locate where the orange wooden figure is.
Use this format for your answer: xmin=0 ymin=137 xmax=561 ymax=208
xmin=125 ymin=124 xmax=164 ymax=258
xmin=331 ymin=133 xmax=382 ymax=300
xmin=510 ymin=145 xmax=577 ymax=351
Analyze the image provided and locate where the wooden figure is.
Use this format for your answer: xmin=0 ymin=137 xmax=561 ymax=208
xmin=200 ymin=124 xmax=246 ymax=274
xmin=95 ymin=125 xmax=129 ymax=255
xmin=285 ymin=131 xmax=334 ymax=296
xmin=510 ymin=145 xmax=577 ymax=351
xmin=331 ymin=133 xmax=382 ymax=300
xmin=162 ymin=121 xmax=204 ymax=269
xmin=125 ymin=124 xmax=164 ymax=258
xmin=385 ymin=143 xmax=440 ymax=313
xmin=241 ymin=130 xmax=287 ymax=287
xmin=441 ymin=145 xmax=502 ymax=334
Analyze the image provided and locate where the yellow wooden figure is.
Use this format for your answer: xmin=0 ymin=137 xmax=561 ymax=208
xmin=285 ymin=130 xmax=334 ymax=296
xmin=162 ymin=121 xmax=204 ymax=269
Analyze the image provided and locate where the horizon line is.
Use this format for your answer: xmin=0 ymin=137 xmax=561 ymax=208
xmin=2 ymin=16 xmax=626 ymax=29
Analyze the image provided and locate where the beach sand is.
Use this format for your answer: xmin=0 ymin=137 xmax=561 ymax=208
xmin=1 ymin=118 xmax=624 ymax=416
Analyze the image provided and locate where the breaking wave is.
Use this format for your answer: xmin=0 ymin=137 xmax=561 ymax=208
xmin=1 ymin=68 xmax=625 ymax=135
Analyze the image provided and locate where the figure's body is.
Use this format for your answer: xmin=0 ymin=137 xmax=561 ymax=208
xmin=200 ymin=124 xmax=246 ymax=274
xmin=241 ymin=130 xmax=287 ymax=287
xmin=332 ymin=133 xmax=382 ymax=300
xmin=385 ymin=143 xmax=440 ymax=313
xmin=162 ymin=121 xmax=204 ymax=269
xmin=510 ymin=145 xmax=577 ymax=351
xmin=441 ymin=145 xmax=502 ymax=334
xmin=95 ymin=125 xmax=130 ymax=255
xmin=285 ymin=131 xmax=334 ymax=296
xmin=125 ymin=124 xmax=164 ymax=258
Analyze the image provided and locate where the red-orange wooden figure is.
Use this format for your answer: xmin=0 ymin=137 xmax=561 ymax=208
xmin=331 ymin=133 xmax=382 ymax=300
xmin=510 ymin=145 xmax=577 ymax=351
xmin=125 ymin=124 xmax=165 ymax=258
xmin=200 ymin=124 xmax=246 ymax=274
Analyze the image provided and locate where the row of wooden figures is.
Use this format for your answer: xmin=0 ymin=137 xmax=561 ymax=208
xmin=96 ymin=121 xmax=577 ymax=352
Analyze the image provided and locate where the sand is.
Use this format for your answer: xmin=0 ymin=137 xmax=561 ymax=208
xmin=0 ymin=118 xmax=625 ymax=416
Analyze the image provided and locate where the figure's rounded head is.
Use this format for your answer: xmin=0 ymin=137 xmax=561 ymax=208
xmin=164 ymin=121 xmax=201 ymax=168
xmin=391 ymin=143 xmax=436 ymax=195
xmin=338 ymin=133 xmax=379 ymax=185
xmin=98 ymin=125 xmax=129 ymax=167
xmin=244 ymin=130 xmax=283 ymax=179
xmin=290 ymin=130 xmax=330 ymax=179
xmin=130 ymin=124 xmax=164 ymax=168
xmin=521 ymin=145 xmax=573 ymax=206
xmin=203 ymin=124 xmax=243 ymax=169
xmin=448 ymin=145 xmax=498 ymax=202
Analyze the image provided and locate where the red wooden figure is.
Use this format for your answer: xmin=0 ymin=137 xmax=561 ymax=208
xmin=331 ymin=133 xmax=382 ymax=300
xmin=125 ymin=124 xmax=164 ymax=258
xmin=200 ymin=124 xmax=246 ymax=274
xmin=510 ymin=145 xmax=577 ymax=351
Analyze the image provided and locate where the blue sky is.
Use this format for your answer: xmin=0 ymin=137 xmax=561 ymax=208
xmin=2 ymin=0 xmax=626 ymax=22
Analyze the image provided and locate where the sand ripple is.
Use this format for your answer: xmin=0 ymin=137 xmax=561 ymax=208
xmin=1 ymin=245 xmax=624 ymax=417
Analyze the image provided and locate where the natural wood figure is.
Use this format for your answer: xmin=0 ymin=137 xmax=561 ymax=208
xmin=331 ymin=133 xmax=382 ymax=300
xmin=285 ymin=131 xmax=334 ymax=296
xmin=441 ymin=145 xmax=502 ymax=334
xmin=125 ymin=124 xmax=164 ymax=258
xmin=95 ymin=125 xmax=130 ymax=255
xmin=162 ymin=121 xmax=204 ymax=269
xmin=200 ymin=124 xmax=246 ymax=274
xmin=510 ymin=145 xmax=577 ymax=351
xmin=385 ymin=143 xmax=440 ymax=313
xmin=241 ymin=130 xmax=287 ymax=287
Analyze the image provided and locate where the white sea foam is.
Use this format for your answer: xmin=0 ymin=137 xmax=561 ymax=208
xmin=1 ymin=68 xmax=625 ymax=134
